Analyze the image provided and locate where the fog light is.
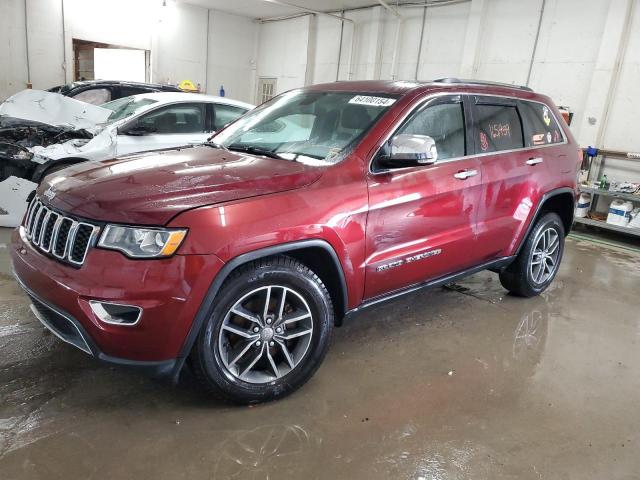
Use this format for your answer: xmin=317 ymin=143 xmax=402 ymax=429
xmin=89 ymin=301 xmax=142 ymax=326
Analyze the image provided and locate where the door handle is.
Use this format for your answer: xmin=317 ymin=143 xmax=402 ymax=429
xmin=453 ymin=169 xmax=478 ymax=180
xmin=526 ymin=157 xmax=544 ymax=165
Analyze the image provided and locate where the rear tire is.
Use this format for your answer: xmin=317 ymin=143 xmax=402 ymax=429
xmin=190 ymin=256 xmax=334 ymax=404
xmin=499 ymin=212 xmax=565 ymax=297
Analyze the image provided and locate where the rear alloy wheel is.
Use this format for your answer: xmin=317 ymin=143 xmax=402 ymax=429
xmin=499 ymin=212 xmax=565 ymax=297
xmin=529 ymin=227 xmax=561 ymax=285
xmin=191 ymin=256 xmax=334 ymax=404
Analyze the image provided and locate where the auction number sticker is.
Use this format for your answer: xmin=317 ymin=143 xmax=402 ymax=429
xmin=349 ymin=95 xmax=396 ymax=107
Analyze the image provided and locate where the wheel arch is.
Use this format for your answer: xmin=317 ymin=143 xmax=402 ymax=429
xmin=32 ymin=157 xmax=88 ymax=183
xmin=537 ymin=190 xmax=575 ymax=235
xmin=514 ymin=187 xmax=575 ymax=257
xmin=172 ymin=239 xmax=349 ymax=382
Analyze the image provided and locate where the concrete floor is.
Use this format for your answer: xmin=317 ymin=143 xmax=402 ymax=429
xmin=1 ymin=226 xmax=639 ymax=480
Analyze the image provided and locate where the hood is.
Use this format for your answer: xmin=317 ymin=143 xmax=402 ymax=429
xmin=0 ymin=89 xmax=111 ymax=132
xmin=38 ymin=146 xmax=324 ymax=225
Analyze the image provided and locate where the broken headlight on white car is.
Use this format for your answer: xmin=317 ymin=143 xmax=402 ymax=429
xmin=98 ymin=225 xmax=187 ymax=258
xmin=0 ymin=143 xmax=33 ymax=161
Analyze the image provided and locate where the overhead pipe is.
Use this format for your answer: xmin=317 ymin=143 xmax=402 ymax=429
xmin=336 ymin=10 xmax=345 ymax=80
xmin=204 ymin=9 xmax=210 ymax=93
xmin=255 ymin=0 xmax=357 ymax=80
xmin=255 ymin=0 xmax=471 ymax=82
xmin=526 ymin=0 xmax=546 ymax=87
xmin=414 ymin=1 xmax=427 ymax=80
xmin=377 ymin=1 xmax=403 ymax=81
xmin=259 ymin=0 xmax=469 ymax=21
xmin=256 ymin=0 xmax=354 ymax=24
xmin=24 ymin=0 xmax=31 ymax=86
xmin=61 ymin=0 xmax=67 ymax=82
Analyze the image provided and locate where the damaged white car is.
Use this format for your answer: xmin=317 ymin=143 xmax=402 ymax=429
xmin=0 ymin=90 xmax=253 ymax=226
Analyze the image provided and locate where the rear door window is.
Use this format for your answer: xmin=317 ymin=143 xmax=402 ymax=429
xmin=138 ymin=103 xmax=206 ymax=134
xmin=213 ymin=104 xmax=249 ymax=131
xmin=119 ymin=86 xmax=152 ymax=98
xmin=473 ymin=103 xmax=524 ymax=153
xmin=519 ymin=101 xmax=564 ymax=147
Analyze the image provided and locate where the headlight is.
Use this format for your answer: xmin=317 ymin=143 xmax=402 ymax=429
xmin=70 ymin=138 xmax=91 ymax=148
xmin=98 ymin=225 xmax=187 ymax=258
xmin=0 ymin=143 xmax=33 ymax=161
xmin=13 ymin=148 xmax=33 ymax=160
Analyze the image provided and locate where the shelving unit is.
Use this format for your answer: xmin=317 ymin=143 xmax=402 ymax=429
xmin=574 ymin=216 xmax=640 ymax=238
xmin=576 ymin=148 xmax=640 ymax=238
xmin=578 ymin=185 xmax=640 ymax=204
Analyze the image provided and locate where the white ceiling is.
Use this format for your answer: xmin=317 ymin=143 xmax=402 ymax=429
xmin=183 ymin=0 xmax=387 ymax=19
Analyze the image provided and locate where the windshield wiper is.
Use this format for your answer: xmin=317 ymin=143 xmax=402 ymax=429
xmin=227 ymin=144 xmax=283 ymax=160
xmin=203 ymin=141 xmax=227 ymax=150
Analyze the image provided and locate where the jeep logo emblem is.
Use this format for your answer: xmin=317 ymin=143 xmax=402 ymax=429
xmin=43 ymin=187 xmax=56 ymax=201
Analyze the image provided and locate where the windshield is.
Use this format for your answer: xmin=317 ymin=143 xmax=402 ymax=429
xmin=211 ymin=90 xmax=398 ymax=164
xmin=101 ymin=96 xmax=158 ymax=124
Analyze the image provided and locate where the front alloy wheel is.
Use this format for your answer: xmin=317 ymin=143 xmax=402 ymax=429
xmin=218 ymin=285 xmax=314 ymax=384
xmin=191 ymin=256 xmax=334 ymax=404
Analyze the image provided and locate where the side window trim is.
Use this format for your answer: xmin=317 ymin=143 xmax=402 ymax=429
xmin=368 ymin=92 xmax=569 ymax=175
xmin=462 ymin=95 xmax=476 ymax=157
xmin=205 ymin=103 xmax=214 ymax=132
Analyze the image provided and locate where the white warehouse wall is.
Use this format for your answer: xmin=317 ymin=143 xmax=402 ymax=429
xmin=152 ymin=1 xmax=209 ymax=89
xmin=207 ymin=10 xmax=258 ymax=102
xmin=0 ymin=0 xmax=29 ymax=100
xmin=256 ymin=0 xmax=639 ymax=154
xmin=1 ymin=0 xmax=638 ymax=152
xmin=256 ymin=15 xmax=313 ymax=93
xmin=0 ymin=0 xmax=258 ymax=104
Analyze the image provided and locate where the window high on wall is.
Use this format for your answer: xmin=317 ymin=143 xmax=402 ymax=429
xmin=257 ymin=78 xmax=277 ymax=105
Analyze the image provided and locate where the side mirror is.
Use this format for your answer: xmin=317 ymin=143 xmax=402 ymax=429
xmin=387 ymin=134 xmax=438 ymax=166
xmin=119 ymin=122 xmax=156 ymax=136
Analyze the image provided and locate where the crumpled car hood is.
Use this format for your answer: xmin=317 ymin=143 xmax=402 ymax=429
xmin=38 ymin=146 xmax=324 ymax=225
xmin=0 ymin=89 xmax=111 ymax=132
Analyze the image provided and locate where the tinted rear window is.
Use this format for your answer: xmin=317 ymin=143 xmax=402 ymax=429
xmin=474 ymin=104 xmax=524 ymax=153
xmin=519 ymin=101 xmax=564 ymax=147
xmin=120 ymin=86 xmax=152 ymax=97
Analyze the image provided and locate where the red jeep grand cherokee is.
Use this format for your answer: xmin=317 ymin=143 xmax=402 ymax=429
xmin=11 ymin=79 xmax=579 ymax=403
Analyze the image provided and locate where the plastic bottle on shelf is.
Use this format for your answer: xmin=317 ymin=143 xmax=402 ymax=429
xmin=599 ymin=174 xmax=608 ymax=190
xmin=606 ymin=200 xmax=633 ymax=227
xmin=575 ymin=193 xmax=591 ymax=218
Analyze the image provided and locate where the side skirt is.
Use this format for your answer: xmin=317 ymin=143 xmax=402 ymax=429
xmin=346 ymin=256 xmax=514 ymax=316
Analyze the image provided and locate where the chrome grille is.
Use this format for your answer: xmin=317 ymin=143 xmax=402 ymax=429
xmin=24 ymin=198 xmax=98 ymax=266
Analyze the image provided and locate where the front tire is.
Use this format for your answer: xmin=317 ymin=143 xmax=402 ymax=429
xmin=499 ymin=212 xmax=565 ymax=297
xmin=191 ymin=256 xmax=334 ymax=404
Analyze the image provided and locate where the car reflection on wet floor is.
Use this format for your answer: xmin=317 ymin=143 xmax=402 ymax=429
xmin=1 ymin=228 xmax=639 ymax=480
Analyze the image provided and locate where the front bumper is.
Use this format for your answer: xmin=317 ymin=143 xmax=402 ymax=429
xmin=11 ymin=226 xmax=225 ymax=378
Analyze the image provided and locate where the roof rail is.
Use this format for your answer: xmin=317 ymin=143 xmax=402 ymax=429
xmin=432 ymin=77 xmax=534 ymax=92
